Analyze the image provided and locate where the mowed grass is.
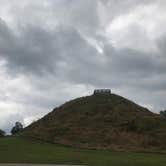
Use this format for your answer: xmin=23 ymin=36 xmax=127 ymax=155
xmin=0 ymin=136 xmax=166 ymax=166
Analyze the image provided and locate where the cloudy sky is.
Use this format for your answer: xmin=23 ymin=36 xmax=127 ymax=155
xmin=0 ymin=0 xmax=166 ymax=132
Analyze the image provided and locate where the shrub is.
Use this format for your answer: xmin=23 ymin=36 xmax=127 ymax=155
xmin=160 ymin=110 xmax=166 ymax=119
xmin=11 ymin=122 xmax=23 ymax=135
xmin=0 ymin=129 xmax=5 ymax=137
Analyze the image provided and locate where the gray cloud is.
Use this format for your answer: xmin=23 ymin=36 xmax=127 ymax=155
xmin=0 ymin=0 xmax=166 ymax=132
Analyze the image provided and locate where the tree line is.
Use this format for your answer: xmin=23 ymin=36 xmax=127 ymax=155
xmin=0 ymin=121 xmax=23 ymax=137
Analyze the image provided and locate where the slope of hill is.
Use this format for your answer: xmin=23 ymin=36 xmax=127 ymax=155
xmin=23 ymin=93 xmax=166 ymax=152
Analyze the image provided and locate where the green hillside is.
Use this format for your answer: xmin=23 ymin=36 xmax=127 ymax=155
xmin=23 ymin=93 xmax=166 ymax=152
xmin=0 ymin=136 xmax=166 ymax=166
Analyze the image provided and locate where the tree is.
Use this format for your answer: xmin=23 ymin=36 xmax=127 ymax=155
xmin=0 ymin=129 xmax=5 ymax=137
xmin=11 ymin=122 xmax=23 ymax=135
xmin=160 ymin=110 xmax=166 ymax=119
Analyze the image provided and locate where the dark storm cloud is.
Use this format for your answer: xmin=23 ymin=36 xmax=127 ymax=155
xmin=0 ymin=0 xmax=166 ymax=132
xmin=1 ymin=15 xmax=166 ymax=109
xmin=0 ymin=21 xmax=100 ymax=76
xmin=0 ymin=23 xmax=60 ymax=75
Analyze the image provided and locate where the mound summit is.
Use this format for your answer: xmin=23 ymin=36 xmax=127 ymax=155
xmin=23 ymin=90 xmax=166 ymax=152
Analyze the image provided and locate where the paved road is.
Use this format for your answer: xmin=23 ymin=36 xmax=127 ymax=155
xmin=0 ymin=165 xmax=81 ymax=166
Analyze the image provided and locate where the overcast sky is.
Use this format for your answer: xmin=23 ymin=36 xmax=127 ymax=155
xmin=0 ymin=0 xmax=166 ymax=133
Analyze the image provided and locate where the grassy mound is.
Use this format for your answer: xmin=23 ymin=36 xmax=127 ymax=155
xmin=23 ymin=94 xmax=166 ymax=151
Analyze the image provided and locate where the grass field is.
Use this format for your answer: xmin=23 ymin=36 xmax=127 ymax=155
xmin=0 ymin=136 xmax=166 ymax=166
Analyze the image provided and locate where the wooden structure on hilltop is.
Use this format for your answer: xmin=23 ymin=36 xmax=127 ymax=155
xmin=93 ymin=89 xmax=111 ymax=95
